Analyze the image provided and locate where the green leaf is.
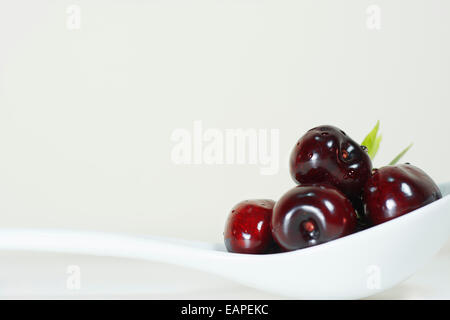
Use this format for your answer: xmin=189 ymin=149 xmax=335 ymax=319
xmin=389 ymin=143 xmax=413 ymax=165
xmin=372 ymin=134 xmax=382 ymax=160
xmin=361 ymin=121 xmax=382 ymax=159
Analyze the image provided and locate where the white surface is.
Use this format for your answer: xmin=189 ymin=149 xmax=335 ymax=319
xmin=0 ymin=183 xmax=449 ymax=299
xmin=0 ymin=1 xmax=449 ymax=299
xmin=1 ymin=237 xmax=450 ymax=300
xmin=0 ymin=1 xmax=449 ymax=243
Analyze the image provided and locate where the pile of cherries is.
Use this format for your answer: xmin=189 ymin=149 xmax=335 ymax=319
xmin=224 ymin=125 xmax=442 ymax=254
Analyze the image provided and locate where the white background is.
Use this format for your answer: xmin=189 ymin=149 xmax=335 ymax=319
xmin=0 ymin=0 xmax=449 ymax=298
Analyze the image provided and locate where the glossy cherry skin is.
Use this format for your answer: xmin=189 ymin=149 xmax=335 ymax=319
xmin=224 ymin=199 xmax=277 ymax=254
xmin=364 ymin=163 xmax=442 ymax=225
xmin=290 ymin=125 xmax=372 ymax=202
xmin=272 ymin=185 xmax=357 ymax=251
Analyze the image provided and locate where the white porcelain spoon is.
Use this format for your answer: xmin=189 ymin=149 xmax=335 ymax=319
xmin=0 ymin=183 xmax=449 ymax=299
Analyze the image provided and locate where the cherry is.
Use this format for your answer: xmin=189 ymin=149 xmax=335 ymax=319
xmin=364 ymin=163 xmax=442 ymax=225
xmin=224 ymin=199 xmax=277 ymax=254
xmin=290 ymin=126 xmax=372 ymax=204
xmin=271 ymin=185 xmax=357 ymax=251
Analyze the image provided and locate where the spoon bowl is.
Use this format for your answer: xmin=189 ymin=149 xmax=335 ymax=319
xmin=0 ymin=183 xmax=449 ymax=299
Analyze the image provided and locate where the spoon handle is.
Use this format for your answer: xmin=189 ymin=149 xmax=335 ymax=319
xmin=0 ymin=229 xmax=228 ymax=269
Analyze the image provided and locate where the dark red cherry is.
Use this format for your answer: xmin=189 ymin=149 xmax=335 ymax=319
xmin=271 ymin=185 xmax=357 ymax=251
xmin=224 ymin=199 xmax=277 ymax=254
xmin=364 ymin=163 xmax=442 ymax=225
xmin=290 ymin=126 xmax=372 ymax=202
